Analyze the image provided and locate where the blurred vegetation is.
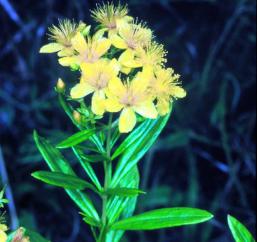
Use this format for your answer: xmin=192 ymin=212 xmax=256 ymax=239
xmin=0 ymin=0 xmax=256 ymax=241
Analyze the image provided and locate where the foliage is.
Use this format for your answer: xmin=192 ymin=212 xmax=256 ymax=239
xmin=0 ymin=0 xmax=256 ymax=241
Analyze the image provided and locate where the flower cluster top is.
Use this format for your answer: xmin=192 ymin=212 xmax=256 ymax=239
xmin=40 ymin=2 xmax=186 ymax=133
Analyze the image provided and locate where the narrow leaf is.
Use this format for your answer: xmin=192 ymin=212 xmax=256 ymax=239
xmin=57 ymin=129 xmax=96 ymax=149
xmin=106 ymin=166 xmax=139 ymax=242
xmin=111 ymin=113 xmax=171 ymax=187
xmin=32 ymin=171 xmax=96 ymax=191
xmin=105 ymin=188 xmax=145 ymax=197
xmin=33 ymin=131 xmax=100 ymax=222
xmin=228 ymin=215 xmax=255 ymax=242
xmin=111 ymin=207 xmax=213 ymax=231
xmin=72 ymin=147 xmax=102 ymax=191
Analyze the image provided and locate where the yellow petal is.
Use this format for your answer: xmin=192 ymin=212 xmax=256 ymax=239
xmin=111 ymin=35 xmax=127 ymax=49
xmin=119 ymin=49 xmax=135 ymax=66
xmin=57 ymin=48 xmax=74 ymax=57
xmin=39 ymin=43 xmax=63 ymax=53
xmin=71 ymin=32 xmax=88 ymax=53
xmin=108 ymin=77 xmax=126 ymax=96
xmin=0 ymin=224 xmax=7 ymax=231
xmin=119 ymin=108 xmax=137 ymax=133
xmin=70 ymin=83 xmax=94 ymax=99
xmin=109 ymin=58 xmax=121 ymax=75
xmin=130 ymin=72 xmax=150 ymax=94
xmin=171 ymin=86 xmax=187 ymax=98
xmin=134 ymin=101 xmax=158 ymax=119
xmin=121 ymin=66 xmax=131 ymax=75
xmin=81 ymin=62 xmax=95 ymax=79
xmin=105 ymin=98 xmax=123 ymax=112
xmin=157 ymin=99 xmax=171 ymax=116
xmin=0 ymin=230 xmax=7 ymax=242
xmin=91 ymin=91 xmax=106 ymax=116
xmin=95 ymin=38 xmax=111 ymax=57
xmin=58 ymin=56 xmax=78 ymax=67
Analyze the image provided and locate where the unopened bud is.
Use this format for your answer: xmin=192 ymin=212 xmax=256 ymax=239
xmin=73 ymin=110 xmax=82 ymax=124
xmin=56 ymin=78 xmax=66 ymax=93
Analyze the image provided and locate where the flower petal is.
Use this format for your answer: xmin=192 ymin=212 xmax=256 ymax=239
xmin=119 ymin=108 xmax=137 ymax=133
xmin=108 ymin=77 xmax=126 ymax=96
xmin=171 ymin=86 xmax=187 ymax=98
xmin=59 ymin=56 xmax=78 ymax=67
xmin=105 ymin=98 xmax=123 ymax=112
xmin=71 ymin=32 xmax=88 ymax=53
xmin=157 ymin=98 xmax=171 ymax=116
xmin=134 ymin=101 xmax=158 ymax=119
xmin=119 ymin=49 xmax=135 ymax=66
xmin=39 ymin=43 xmax=63 ymax=53
xmin=111 ymin=35 xmax=127 ymax=49
xmin=0 ymin=230 xmax=7 ymax=241
xmin=92 ymin=91 xmax=106 ymax=116
xmin=70 ymin=83 xmax=94 ymax=99
xmin=95 ymin=38 xmax=111 ymax=57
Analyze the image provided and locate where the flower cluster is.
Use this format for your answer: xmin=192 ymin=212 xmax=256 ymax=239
xmin=40 ymin=2 xmax=186 ymax=133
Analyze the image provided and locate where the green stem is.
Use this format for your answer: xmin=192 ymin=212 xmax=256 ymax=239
xmin=99 ymin=114 xmax=113 ymax=242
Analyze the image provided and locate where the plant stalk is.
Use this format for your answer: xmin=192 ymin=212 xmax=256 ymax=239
xmin=99 ymin=114 xmax=113 ymax=242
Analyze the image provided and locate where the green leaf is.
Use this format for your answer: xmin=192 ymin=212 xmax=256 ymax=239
xmin=7 ymin=227 xmax=50 ymax=242
xmin=58 ymin=93 xmax=105 ymax=152
xmin=106 ymin=166 xmax=140 ymax=242
xmin=105 ymin=188 xmax=145 ymax=197
xmin=57 ymin=129 xmax=96 ymax=149
xmin=111 ymin=207 xmax=213 ymax=231
xmin=72 ymin=147 xmax=102 ymax=191
xmin=80 ymin=212 xmax=101 ymax=227
xmin=33 ymin=131 xmax=100 ymax=222
xmin=228 ymin=215 xmax=256 ymax=242
xmin=32 ymin=171 xmax=97 ymax=191
xmin=111 ymin=113 xmax=171 ymax=187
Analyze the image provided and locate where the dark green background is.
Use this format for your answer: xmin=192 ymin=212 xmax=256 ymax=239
xmin=0 ymin=0 xmax=256 ymax=241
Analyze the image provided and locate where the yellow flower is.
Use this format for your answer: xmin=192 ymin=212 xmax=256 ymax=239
xmin=39 ymin=19 xmax=89 ymax=57
xmin=121 ymin=41 xmax=167 ymax=74
xmin=70 ymin=59 xmax=120 ymax=116
xmin=59 ymin=31 xmax=111 ymax=67
xmin=111 ymin=22 xmax=152 ymax=73
xmin=0 ymin=224 xmax=7 ymax=242
xmin=105 ymin=74 xmax=158 ymax=133
xmin=148 ymin=67 xmax=187 ymax=116
xmin=91 ymin=2 xmax=133 ymax=36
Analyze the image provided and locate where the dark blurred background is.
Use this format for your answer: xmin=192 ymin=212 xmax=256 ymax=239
xmin=0 ymin=0 xmax=256 ymax=241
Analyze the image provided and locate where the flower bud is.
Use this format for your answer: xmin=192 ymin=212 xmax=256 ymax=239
xmin=73 ymin=110 xmax=82 ymax=124
xmin=56 ymin=78 xmax=66 ymax=93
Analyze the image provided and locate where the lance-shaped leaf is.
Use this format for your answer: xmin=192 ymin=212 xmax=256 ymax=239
xmin=32 ymin=171 xmax=97 ymax=192
xmin=57 ymin=129 xmax=96 ymax=149
xmin=111 ymin=207 xmax=213 ymax=231
xmin=33 ymin=131 xmax=100 ymax=222
xmin=105 ymin=188 xmax=145 ymax=197
xmin=111 ymin=113 xmax=171 ymax=187
xmin=228 ymin=215 xmax=256 ymax=242
xmin=72 ymin=147 xmax=102 ymax=191
xmin=106 ymin=166 xmax=140 ymax=242
xmin=58 ymin=93 xmax=105 ymax=152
